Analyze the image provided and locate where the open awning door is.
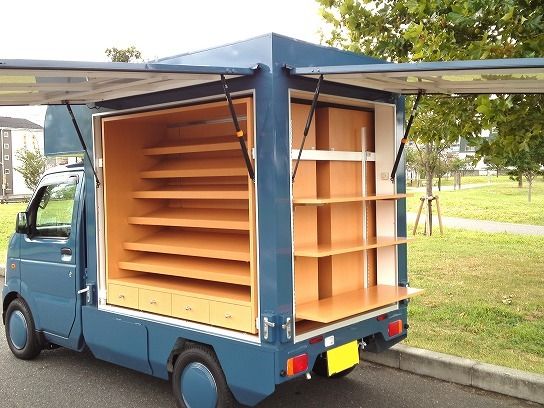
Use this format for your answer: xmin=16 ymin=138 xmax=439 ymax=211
xmin=0 ymin=59 xmax=256 ymax=105
xmin=291 ymin=58 xmax=544 ymax=95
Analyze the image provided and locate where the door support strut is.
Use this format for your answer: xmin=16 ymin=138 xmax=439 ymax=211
xmin=64 ymin=103 xmax=100 ymax=188
xmin=292 ymin=74 xmax=323 ymax=182
xmin=220 ymin=75 xmax=255 ymax=182
xmin=390 ymin=89 xmax=424 ymax=183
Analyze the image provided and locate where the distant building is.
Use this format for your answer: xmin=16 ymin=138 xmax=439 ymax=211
xmin=0 ymin=117 xmax=44 ymax=197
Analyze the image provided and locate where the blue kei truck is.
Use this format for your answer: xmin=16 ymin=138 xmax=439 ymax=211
xmin=2 ymin=34 xmax=543 ymax=407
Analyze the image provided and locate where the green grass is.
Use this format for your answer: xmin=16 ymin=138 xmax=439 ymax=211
xmin=406 ymin=227 xmax=544 ymax=374
xmin=0 ymin=202 xmax=27 ymax=262
xmin=407 ymin=177 xmax=544 ymax=225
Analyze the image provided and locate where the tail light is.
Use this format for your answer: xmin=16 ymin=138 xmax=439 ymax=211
xmin=388 ymin=320 xmax=403 ymax=337
xmin=286 ymin=353 xmax=308 ymax=376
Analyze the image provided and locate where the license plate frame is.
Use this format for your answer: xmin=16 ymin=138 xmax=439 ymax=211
xmin=326 ymin=340 xmax=359 ymax=376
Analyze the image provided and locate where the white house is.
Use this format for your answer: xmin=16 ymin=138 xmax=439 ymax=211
xmin=0 ymin=116 xmax=44 ymax=197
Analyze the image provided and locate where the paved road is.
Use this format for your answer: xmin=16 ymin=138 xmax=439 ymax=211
xmin=407 ymin=212 xmax=544 ymax=236
xmin=407 ymin=183 xmax=491 ymax=193
xmin=0 ymin=335 xmax=538 ymax=408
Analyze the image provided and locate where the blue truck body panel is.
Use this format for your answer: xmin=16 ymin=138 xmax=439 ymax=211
xmin=3 ymin=34 xmax=412 ymax=406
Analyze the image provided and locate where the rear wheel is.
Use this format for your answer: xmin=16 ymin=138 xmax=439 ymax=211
xmin=5 ymin=298 xmax=42 ymax=360
xmin=172 ymin=344 xmax=237 ymax=408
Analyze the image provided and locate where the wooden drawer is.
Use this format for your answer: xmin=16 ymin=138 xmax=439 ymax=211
xmin=108 ymin=284 xmax=138 ymax=309
xmin=139 ymin=289 xmax=172 ymax=316
xmin=210 ymin=301 xmax=252 ymax=332
xmin=172 ymin=295 xmax=210 ymax=324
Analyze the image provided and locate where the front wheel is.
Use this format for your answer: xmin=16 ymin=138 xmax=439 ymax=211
xmin=5 ymin=298 xmax=42 ymax=360
xmin=172 ymin=344 xmax=237 ymax=408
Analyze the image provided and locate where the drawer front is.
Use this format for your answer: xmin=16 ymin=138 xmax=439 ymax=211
xmin=108 ymin=284 xmax=138 ymax=309
xmin=172 ymin=295 xmax=210 ymax=324
xmin=210 ymin=301 xmax=252 ymax=332
xmin=139 ymin=289 xmax=172 ymax=316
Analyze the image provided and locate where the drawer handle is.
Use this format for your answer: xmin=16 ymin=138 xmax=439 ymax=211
xmin=150 ymin=299 xmax=157 ymax=305
xmin=185 ymin=305 xmax=192 ymax=311
xmin=118 ymin=294 xmax=125 ymax=299
xmin=224 ymin=313 xmax=232 ymax=319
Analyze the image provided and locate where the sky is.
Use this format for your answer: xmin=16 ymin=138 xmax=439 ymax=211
xmin=0 ymin=0 xmax=324 ymax=126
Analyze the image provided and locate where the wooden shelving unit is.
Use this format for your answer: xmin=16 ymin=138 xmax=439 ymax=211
xmin=102 ymin=98 xmax=258 ymax=334
xmin=291 ymin=102 xmax=416 ymax=332
xmin=296 ymin=285 xmax=423 ymax=323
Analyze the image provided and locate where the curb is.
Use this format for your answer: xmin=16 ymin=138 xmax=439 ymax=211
xmin=363 ymin=344 xmax=544 ymax=404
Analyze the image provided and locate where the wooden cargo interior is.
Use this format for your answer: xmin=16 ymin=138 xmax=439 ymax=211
xmin=101 ymin=98 xmax=258 ymax=334
xmin=291 ymin=100 xmax=420 ymax=335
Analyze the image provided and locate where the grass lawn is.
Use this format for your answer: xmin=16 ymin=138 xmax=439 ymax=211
xmin=406 ymin=227 xmax=544 ymax=374
xmin=0 ymin=202 xmax=27 ymax=262
xmin=407 ymin=177 xmax=544 ymax=225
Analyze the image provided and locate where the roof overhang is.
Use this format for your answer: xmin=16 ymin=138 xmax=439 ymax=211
xmin=291 ymin=58 xmax=544 ymax=95
xmin=0 ymin=60 xmax=257 ymax=105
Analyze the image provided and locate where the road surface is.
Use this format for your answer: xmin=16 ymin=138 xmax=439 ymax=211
xmin=0 ymin=334 xmax=538 ymax=408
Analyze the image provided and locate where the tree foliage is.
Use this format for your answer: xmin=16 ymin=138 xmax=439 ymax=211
xmin=317 ymin=0 xmax=544 ymax=198
xmin=14 ymin=140 xmax=47 ymax=191
xmin=105 ymin=46 xmax=143 ymax=63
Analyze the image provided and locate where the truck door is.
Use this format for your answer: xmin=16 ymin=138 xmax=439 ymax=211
xmin=20 ymin=170 xmax=83 ymax=338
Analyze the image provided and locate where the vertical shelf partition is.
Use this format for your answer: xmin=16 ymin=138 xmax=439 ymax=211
xmin=102 ymin=98 xmax=258 ymax=334
xmin=291 ymin=102 xmax=417 ymax=330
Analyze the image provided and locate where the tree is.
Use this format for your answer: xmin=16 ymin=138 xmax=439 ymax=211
xmin=317 ymin=0 xmax=544 ymax=229
xmin=105 ymin=46 xmax=143 ymax=63
xmin=14 ymin=140 xmax=47 ymax=191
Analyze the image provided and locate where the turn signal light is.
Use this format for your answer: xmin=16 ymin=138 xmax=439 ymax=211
xmin=286 ymin=353 xmax=308 ymax=376
xmin=388 ymin=320 xmax=403 ymax=337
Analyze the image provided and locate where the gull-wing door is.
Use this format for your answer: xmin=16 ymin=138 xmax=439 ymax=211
xmin=290 ymin=58 xmax=544 ymax=95
xmin=0 ymin=59 xmax=256 ymax=105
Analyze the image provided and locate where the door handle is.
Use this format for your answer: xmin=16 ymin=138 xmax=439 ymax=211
xmin=61 ymin=247 xmax=73 ymax=262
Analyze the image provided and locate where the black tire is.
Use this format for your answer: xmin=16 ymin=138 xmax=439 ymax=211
xmin=312 ymin=353 xmax=357 ymax=379
xmin=172 ymin=344 xmax=237 ymax=408
xmin=5 ymin=298 xmax=42 ymax=360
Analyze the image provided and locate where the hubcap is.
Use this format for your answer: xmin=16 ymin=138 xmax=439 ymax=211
xmin=180 ymin=362 xmax=218 ymax=408
xmin=9 ymin=310 xmax=28 ymax=350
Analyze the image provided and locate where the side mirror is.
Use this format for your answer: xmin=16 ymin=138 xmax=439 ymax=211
xmin=16 ymin=212 xmax=29 ymax=235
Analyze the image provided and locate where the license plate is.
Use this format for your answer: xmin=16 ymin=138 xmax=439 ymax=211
xmin=327 ymin=340 xmax=359 ymax=376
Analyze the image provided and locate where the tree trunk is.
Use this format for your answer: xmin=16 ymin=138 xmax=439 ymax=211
xmin=438 ymin=176 xmax=442 ymax=191
xmin=426 ymin=170 xmax=433 ymax=198
xmin=518 ymin=172 xmax=523 ymax=188
xmin=528 ymin=180 xmax=532 ymax=203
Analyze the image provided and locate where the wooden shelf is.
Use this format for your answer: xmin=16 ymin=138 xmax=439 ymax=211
xmin=293 ymin=194 xmax=408 ymax=205
xmin=124 ymin=230 xmax=250 ymax=262
xmin=119 ymin=253 xmax=250 ymax=286
xmin=296 ymin=285 xmax=423 ymax=323
xmin=128 ymin=208 xmax=249 ymax=230
xmin=133 ymin=184 xmax=248 ymax=200
xmin=140 ymin=158 xmax=246 ymax=178
xmin=295 ymin=237 xmax=409 ymax=257
xmin=109 ymin=275 xmax=251 ymax=305
xmin=143 ymin=140 xmax=239 ymax=156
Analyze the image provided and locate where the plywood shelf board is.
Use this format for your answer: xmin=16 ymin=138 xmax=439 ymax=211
xmin=109 ymin=275 xmax=251 ymax=305
xmin=124 ymin=230 xmax=250 ymax=262
xmin=128 ymin=208 xmax=249 ymax=230
xmin=143 ymin=141 xmax=239 ymax=156
xmin=295 ymin=237 xmax=409 ymax=257
xmin=293 ymin=193 xmax=408 ymax=205
xmin=296 ymin=285 xmax=423 ymax=323
xmin=133 ymin=184 xmax=249 ymax=200
xmin=140 ymin=157 xmax=247 ymax=178
xmin=119 ymin=253 xmax=250 ymax=286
